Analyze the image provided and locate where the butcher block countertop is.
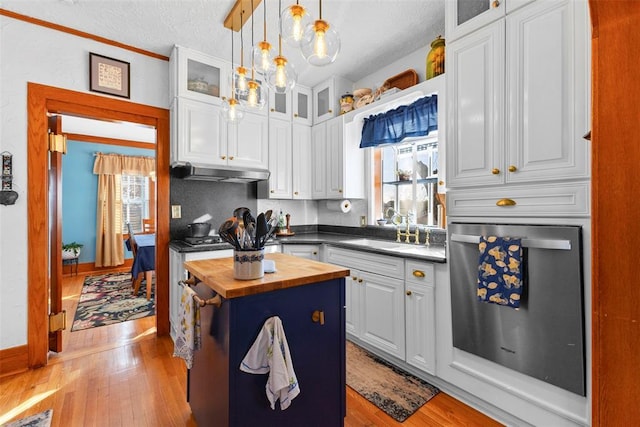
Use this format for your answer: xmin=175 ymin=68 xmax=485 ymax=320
xmin=184 ymin=252 xmax=350 ymax=299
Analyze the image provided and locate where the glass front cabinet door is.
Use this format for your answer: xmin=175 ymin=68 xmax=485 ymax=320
xmin=293 ymin=85 xmax=313 ymax=126
xmin=171 ymin=45 xmax=230 ymax=106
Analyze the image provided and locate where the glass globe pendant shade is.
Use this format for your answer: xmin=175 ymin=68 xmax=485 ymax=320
xmin=281 ymin=4 xmax=313 ymax=47
xmin=251 ymin=41 xmax=275 ymax=76
xmin=301 ymin=19 xmax=340 ymax=66
xmin=243 ymin=79 xmax=266 ymax=109
xmin=267 ymin=55 xmax=297 ymax=94
xmin=221 ymin=97 xmax=244 ymax=122
xmin=232 ymin=66 xmax=249 ymax=97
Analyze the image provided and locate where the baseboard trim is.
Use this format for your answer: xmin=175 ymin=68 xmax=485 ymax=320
xmin=63 ymin=260 xmax=133 ymax=277
xmin=0 ymin=344 xmax=29 ymax=377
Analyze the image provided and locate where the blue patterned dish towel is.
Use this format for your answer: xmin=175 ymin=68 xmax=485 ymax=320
xmin=477 ymin=236 xmax=523 ymax=308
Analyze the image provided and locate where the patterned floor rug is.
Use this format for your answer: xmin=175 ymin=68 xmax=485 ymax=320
xmin=3 ymin=409 xmax=53 ymax=427
xmin=71 ymin=272 xmax=155 ymax=331
xmin=346 ymin=340 xmax=440 ymax=422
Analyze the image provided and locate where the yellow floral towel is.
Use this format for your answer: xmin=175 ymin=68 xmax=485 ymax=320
xmin=478 ymin=236 xmax=523 ymax=308
xmin=173 ymin=285 xmax=201 ymax=369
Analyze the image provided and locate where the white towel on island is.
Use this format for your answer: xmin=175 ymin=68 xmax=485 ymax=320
xmin=172 ymin=285 xmax=201 ymax=369
xmin=240 ymin=316 xmax=300 ymax=410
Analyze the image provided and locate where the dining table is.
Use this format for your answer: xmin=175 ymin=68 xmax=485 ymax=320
xmin=131 ymin=233 xmax=155 ymax=300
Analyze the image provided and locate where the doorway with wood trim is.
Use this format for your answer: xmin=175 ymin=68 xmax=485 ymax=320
xmin=27 ymin=83 xmax=170 ymax=367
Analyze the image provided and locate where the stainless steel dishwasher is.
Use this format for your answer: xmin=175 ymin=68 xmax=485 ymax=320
xmin=448 ymin=222 xmax=585 ymax=396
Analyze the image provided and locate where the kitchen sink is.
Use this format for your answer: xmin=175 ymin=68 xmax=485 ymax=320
xmin=339 ymin=238 xmax=404 ymax=249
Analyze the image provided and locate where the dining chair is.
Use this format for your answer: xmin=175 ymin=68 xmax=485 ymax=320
xmin=126 ymin=222 xmax=151 ymax=299
xmin=143 ymin=218 xmax=155 ymax=234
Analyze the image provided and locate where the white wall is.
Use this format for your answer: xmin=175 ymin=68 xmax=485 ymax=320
xmin=0 ymin=17 xmax=169 ymax=349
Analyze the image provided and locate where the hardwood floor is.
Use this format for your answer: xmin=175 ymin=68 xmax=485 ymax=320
xmin=0 ymin=273 xmax=501 ymax=426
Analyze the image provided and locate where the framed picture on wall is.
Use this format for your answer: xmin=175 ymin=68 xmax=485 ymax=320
xmin=89 ymin=53 xmax=130 ymax=98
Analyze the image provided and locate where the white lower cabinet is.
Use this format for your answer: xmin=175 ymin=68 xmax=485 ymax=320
xmin=169 ymin=248 xmax=232 ymax=342
xmin=325 ymin=246 xmax=436 ymax=373
xmin=405 ymin=260 xmax=436 ymax=374
xmin=281 ymin=244 xmax=320 ymax=260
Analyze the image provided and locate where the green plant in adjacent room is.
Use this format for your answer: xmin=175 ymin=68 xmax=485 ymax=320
xmin=62 ymin=241 xmax=84 ymax=257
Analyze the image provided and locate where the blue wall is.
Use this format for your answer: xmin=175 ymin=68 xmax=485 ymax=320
xmin=62 ymin=141 xmax=154 ymax=264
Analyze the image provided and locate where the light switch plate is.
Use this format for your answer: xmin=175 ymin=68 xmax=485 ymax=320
xmin=171 ymin=205 xmax=181 ymax=219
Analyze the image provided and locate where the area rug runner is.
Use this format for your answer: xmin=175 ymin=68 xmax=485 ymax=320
xmin=71 ymin=272 xmax=155 ymax=331
xmin=346 ymin=340 xmax=440 ymax=422
xmin=3 ymin=409 xmax=53 ymax=427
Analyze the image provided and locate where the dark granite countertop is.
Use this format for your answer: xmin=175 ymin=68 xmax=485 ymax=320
xmin=170 ymin=228 xmax=447 ymax=263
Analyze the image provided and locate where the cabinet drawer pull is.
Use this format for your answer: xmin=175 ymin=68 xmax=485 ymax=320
xmin=413 ymin=270 xmax=425 ymax=278
xmin=496 ymin=198 xmax=516 ymax=207
xmin=311 ymin=310 xmax=325 ymax=325
xmin=492 ymin=0 xmax=500 ymax=8
xmin=491 ymin=168 xmax=500 ymax=175
xmin=508 ymin=165 xmax=517 ymax=172
xmin=406 ymin=290 xmax=412 ymax=296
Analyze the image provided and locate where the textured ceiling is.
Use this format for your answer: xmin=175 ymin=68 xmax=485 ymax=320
xmin=2 ymin=0 xmax=445 ymax=88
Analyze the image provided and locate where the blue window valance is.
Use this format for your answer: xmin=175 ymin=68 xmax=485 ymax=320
xmin=360 ymin=94 xmax=438 ymax=148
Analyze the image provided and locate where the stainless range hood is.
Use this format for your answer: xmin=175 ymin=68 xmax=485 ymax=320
xmin=172 ymin=164 xmax=270 ymax=183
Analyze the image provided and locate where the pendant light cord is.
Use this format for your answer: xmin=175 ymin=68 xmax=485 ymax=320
xmin=278 ymin=0 xmax=283 ymax=55
xmin=263 ymin=0 xmax=267 ymax=41
xmin=319 ymin=0 xmax=322 ymax=19
xmin=251 ymin=0 xmax=255 ymax=79
xmin=240 ymin=9 xmax=244 ymax=67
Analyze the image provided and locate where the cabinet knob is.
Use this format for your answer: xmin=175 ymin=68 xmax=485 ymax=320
xmin=270 ymin=190 xmax=275 ymax=193
xmin=352 ymin=276 xmax=357 ymax=281
xmin=311 ymin=310 xmax=325 ymax=325
xmin=413 ymin=270 xmax=425 ymax=278
xmin=221 ymin=96 xmax=227 ymax=101
xmin=496 ymin=198 xmax=516 ymax=207
xmin=221 ymin=156 xmax=226 ymax=160
xmin=406 ymin=290 xmax=412 ymax=296
xmin=270 ymin=108 xmax=275 ymax=112
xmin=229 ymin=156 xmax=234 ymax=160
xmin=339 ymin=189 xmax=343 ymax=193
xmin=294 ymin=191 xmax=299 ymax=195
xmin=508 ymin=165 xmax=517 ymax=172
xmin=312 ymin=251 xmax=318 ymax=255
xmin=492 ymin=0 xmax=500 ymax=8
xmin=491 ymin=168 xmax=500 ymax=175
xmin=328 ymin=109 xmax=333 ymax=114
xmin=358 ymin=278 xmax=363 ymax=283
xmin=294 ymin=113 xmax=299 ymax=117
xmin=439 ymin=180 xmax=444 ymax=186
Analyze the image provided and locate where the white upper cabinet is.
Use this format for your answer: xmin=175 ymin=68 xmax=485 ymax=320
xmin=268 ymin=91 xmax=291 ymax=122
xmin=446 ymin=0 xmax=534 ymax=41
xmin=264 ymin=118 xmax=293 ymax=198
xmin=311 ymin=123 xmax=328 ymax=199
xmin=227 ymin=111 xmax=269 ymax=170
xmin=171 ymin=98 xmax=226 ymax=166
xmin=292 ymin=124 xmax=313 ymax=199
xmin=447 ymin=21 xmax=505 ymax=188
xmin=313 ymin=76 xmax=353 ymax=125
xmin=293 ymin=85 xmax=313 ymax=126
xmin=170 ymin=45 xmax=230 ymax=106
xmin=447 ymin=0 xmax=589 ymax=188
xmin=505 ymin=0 xmax=589 ymax=183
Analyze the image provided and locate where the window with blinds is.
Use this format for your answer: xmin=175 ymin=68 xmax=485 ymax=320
xmin=121 ymin=174 xmax=150 ymax=234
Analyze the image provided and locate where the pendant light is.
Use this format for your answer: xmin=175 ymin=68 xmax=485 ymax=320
xmin=280 ymin=0 xmax=313 ymax=47
xmin=267 ymin=0 xmax=297 ymax=94
xmin=221 ymin=24 xmax=244 ymax=123
xmin=301 ymin=0 xmax=340 ymax=66
xmin=232 ymin=9 xmax=249 ymax=97
xmin=245 ymin=0 xmax=266 ymax=109
xmin=251 ymin=0 xmax=275 ymax=76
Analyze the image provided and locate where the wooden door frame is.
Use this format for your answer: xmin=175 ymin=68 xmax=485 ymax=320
xmin=27 ymin=83 xmax=170 ymax=367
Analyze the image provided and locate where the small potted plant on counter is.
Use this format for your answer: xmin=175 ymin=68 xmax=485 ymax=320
xmin=62 ymin=242 xmax=83 ymax=260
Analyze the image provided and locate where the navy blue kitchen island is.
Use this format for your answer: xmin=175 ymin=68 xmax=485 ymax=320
xmin=184 ymin=253 xmax=349 ymax=427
